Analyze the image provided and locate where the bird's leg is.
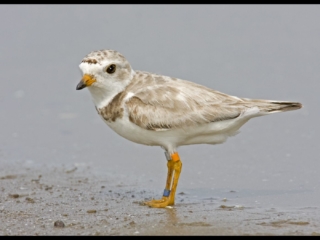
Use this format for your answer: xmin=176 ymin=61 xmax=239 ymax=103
xmin=144 ymin=154 xmax=175 ymax=204
xmin=144 ymin=152 xmax=182 ymax=208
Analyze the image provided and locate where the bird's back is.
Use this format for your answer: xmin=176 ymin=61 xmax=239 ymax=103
xmin=124 ymin=71 xmax=302 ymax=132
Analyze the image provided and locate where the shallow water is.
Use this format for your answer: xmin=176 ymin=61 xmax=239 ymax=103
xmin=0 ymin=5 xmax=319 ymax=235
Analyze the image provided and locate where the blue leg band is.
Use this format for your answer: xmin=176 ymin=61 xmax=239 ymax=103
xmin=163 ymin=189 xmax=171 ymax=197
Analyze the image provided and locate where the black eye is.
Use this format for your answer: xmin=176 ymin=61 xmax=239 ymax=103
xmin=106 ymin=64 xmax=116 ymax=74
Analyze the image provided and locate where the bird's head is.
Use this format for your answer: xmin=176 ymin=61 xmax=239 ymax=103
xmin=77 ymin=49 xmax=133 ymax=92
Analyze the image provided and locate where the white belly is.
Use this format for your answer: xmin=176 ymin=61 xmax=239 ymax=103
xmin=100 ymin=113 xmax=252 ymax=154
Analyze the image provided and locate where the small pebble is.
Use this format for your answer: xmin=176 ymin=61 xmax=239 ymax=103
xmin=25 ymin=197 xmax=35 ymax=203
xmin=219 ymin=205 xmax=234 ymax=209
xmin=87 ymin=209 xmax=97 ymax=213
xmin=54 ymin=220 xmax=65 ymax=228
xmin=129 ymin=221 xmax=135 ymax=226
xmin=9 ymin=194 xmax=20 ymax=198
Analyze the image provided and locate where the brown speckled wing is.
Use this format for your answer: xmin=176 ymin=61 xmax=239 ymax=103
xmin=125 ymin=71 xmax=247 ymax=131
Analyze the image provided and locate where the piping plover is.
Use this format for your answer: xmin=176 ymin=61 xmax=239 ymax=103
xmin=76 ymin=49 xmax=302 ymax=208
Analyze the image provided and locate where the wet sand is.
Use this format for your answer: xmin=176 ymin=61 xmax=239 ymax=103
xmin=1 ymin=161 xmax=319 ymax=235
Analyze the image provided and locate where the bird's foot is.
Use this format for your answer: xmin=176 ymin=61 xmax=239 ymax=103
xmin=143 ymin=196 xmax=174 ymax=208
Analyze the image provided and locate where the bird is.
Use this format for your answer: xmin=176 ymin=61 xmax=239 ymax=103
xmin=76 ymin=49 xmax=302 ymax=208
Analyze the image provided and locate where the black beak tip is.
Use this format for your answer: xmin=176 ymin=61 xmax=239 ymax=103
xmin=76 ymin=81 xmax=86 ymax=90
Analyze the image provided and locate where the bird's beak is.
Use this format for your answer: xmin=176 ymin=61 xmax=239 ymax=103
xmin=76 ymin=74 xmax=96 ymax=90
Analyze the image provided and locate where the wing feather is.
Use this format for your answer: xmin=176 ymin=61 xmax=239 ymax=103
xmin=125 ymin=71 xmax=248 ymax=131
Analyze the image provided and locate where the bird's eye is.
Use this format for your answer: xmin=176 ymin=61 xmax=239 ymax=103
xmin=106 ymin=64 xmax=116 ymax=74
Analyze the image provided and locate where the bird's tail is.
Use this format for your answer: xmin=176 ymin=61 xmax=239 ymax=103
xmin=256 ymin=101 xmax=303 ymax=114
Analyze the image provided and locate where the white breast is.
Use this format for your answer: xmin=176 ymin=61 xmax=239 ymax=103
xmin=99 ymin=109 xmax=254 ymax=154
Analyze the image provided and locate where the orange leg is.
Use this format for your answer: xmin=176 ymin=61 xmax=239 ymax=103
xmin=144 ymin=159 xmax=175 ymax=204
xmin=144 ymin=152 xmax=182 ymax=208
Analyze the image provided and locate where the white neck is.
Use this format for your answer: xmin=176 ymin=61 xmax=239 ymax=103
xmin=86 ymin=70 xmax=135 ymax=109
xmin=88 ymin=85 xmax=120 ymax=109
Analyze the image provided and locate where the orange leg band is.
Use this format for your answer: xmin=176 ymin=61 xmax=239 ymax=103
xmin=171 ymin=152 xmax=180 ymax=162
